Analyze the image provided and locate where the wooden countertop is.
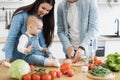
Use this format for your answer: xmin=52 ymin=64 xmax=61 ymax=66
xmin=0 ymin=58 xmax=120 ymax=80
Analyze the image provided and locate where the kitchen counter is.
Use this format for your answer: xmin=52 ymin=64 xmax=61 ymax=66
xmin=1 ymin=36 xmax=120 ymax=44
xmin=0 ymin=58 xmax=120 ymax=80
xmin=0 ymin=36 xmax=60 ymax=44
xmin=98 ymin=36 xmax=120 ymax=41
xmin=0 ymin=37 xmax=7 ymax=44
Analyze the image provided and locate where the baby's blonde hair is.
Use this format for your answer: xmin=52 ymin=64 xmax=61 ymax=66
xmin=26 ymin=15 xmax=43 ymax=28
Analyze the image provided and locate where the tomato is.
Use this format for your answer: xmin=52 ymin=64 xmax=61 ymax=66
xmin=32 ymin=73 xmax=40 ymax=80
xmin=22 ymin=73 xmax=31 ymax=80
xmin=94 ymin=56 xmax=98 ymax=61
xmin=94 ymin=60 xmax=103 ymax=66
xmin=60 ymin=63 xmax=71 ymax=74
xmin=39 ymin=71 xmax=45 ymax=79
xmin=88 ymin=64 xmax=96 ymax=70
xmin=29 ymin=64 xmax=35 ymax=69
xmin=56 ymin=71 xmax=62 ymax=78
xmin=49 ymin=71 xmax=57 ymax=80
xmin=42 ymin=74 xmax=52 ymax=80
xmin=67 ymin=70 xmax=74 ymax=77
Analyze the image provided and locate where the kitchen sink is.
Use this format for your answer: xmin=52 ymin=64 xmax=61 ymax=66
xmin=100 ymin=35 xmax=120 ymax=38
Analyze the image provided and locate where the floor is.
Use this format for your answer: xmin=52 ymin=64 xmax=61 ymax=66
xmin=0 ymin=42 xmax=65 ymax=60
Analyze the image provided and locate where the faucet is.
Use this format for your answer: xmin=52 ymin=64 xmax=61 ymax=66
xmin=115 ymin=18 xmax=119 ymax=36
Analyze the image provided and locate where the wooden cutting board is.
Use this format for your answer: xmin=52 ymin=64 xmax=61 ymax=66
xmin=87 ymin=73 xmax=115 ymax=80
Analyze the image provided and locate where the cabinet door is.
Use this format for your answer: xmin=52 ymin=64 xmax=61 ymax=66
xmin=105 ymin=41 xmax=120 ymax=56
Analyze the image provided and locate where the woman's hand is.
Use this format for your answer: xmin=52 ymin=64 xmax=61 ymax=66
xmin=72 ymin=48 xmax=84 ymax=63
xmin=66 ymin=46 xmax=74 ymax=58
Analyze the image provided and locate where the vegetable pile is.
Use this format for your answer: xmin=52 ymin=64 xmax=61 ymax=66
xmin=22 ymin=63 xmax=74 ymax=80
xmin=106 ymin=52 xmax=120 ymax=72
xmin=89 ymin=66 xmax=112 ymax=77
xmin=8 ymin=59 xmax=30 ymax=80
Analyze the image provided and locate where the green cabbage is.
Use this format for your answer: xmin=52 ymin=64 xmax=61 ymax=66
xmin=106 ymin=52 xmax=120 ymax=72
xmin=8 ymin=59 xmax=30 ymax=80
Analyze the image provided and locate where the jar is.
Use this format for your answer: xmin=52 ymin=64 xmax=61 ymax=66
xmin=81 ymin=66 xmax=88 ymax=72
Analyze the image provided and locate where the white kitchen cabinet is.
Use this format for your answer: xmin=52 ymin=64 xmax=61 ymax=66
xmin=105 ymin=41 xmax=120 ymax=56
xmin=98 ymin=37 xmax=120 ymax=56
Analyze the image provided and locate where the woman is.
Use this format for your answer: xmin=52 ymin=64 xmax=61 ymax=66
xmin=0 ymin=0 xmax=55 ymax=65
xmin=57 ymin=0 xmax=99 ymax=63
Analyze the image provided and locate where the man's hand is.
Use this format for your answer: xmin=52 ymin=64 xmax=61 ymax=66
xmin=72 ymin=48 xmax=84 ymax=63
xmin=66 ymin=46 xmax=74 ymax=58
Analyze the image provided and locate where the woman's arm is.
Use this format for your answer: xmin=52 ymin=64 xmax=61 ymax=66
xmin=2 ymin=13 xmax=24 ymax=60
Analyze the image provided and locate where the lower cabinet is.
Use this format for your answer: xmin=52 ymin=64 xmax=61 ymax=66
xmin=97 ymin=40 xmax=120 ymax=57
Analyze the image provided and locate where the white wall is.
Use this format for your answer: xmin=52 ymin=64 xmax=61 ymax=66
xmin=98 ymin=4 xmax=120 ymax=35
xmin=0 ymin=0 xmax=120 ymax=36
xmin=55 ymin=1 xmax=120 ymax=36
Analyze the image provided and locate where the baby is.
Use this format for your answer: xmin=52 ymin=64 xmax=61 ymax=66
xmin=17 ymin=15 xmax=60 ymax=67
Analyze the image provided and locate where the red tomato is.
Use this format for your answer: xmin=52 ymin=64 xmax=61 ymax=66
xmin=67 ymin=70 xmax=74 ymax=77
xmin=29 ymin=64 xmax=35 ymax=69
xmin=49 ymin=71 xmax=57 ymax=80
xmin=56 ymin=71 xmax=62 ymax=78
xmin=32 ymin=73 xmax=40 ymax=80
xmin=94 ymin=56 xmax=98 ymax=61
xmin=60 ymin=63 xmax=71 ymax=74
xmin=42 ymin=74 xmax=52 ymax=80
xmin=88 ymin=64 xmax=96 ymax=70
xmin=22 ymin=73 xmax=31 ymax=80
xmin=39 ymin=71 xmax=45 ymax=79
xmin=94 ymin=60 xmax=103 ymax=66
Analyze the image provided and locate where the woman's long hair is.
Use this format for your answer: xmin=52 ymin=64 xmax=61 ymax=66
xmin=11 ymin=0 xmax=55 ymax=47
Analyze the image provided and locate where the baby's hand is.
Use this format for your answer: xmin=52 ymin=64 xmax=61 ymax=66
xmin=24 ymin=45 xmax=33 ymax=53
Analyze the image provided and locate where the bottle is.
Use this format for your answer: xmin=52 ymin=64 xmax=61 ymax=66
xmin=88 ymin=40 xmax=95 ymax=64
xmin=81 ymin=56 xmax=88 ymax=72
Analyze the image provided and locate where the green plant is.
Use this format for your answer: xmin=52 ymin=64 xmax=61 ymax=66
xmin=107 ymin=0 xmax=112 ymax=7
